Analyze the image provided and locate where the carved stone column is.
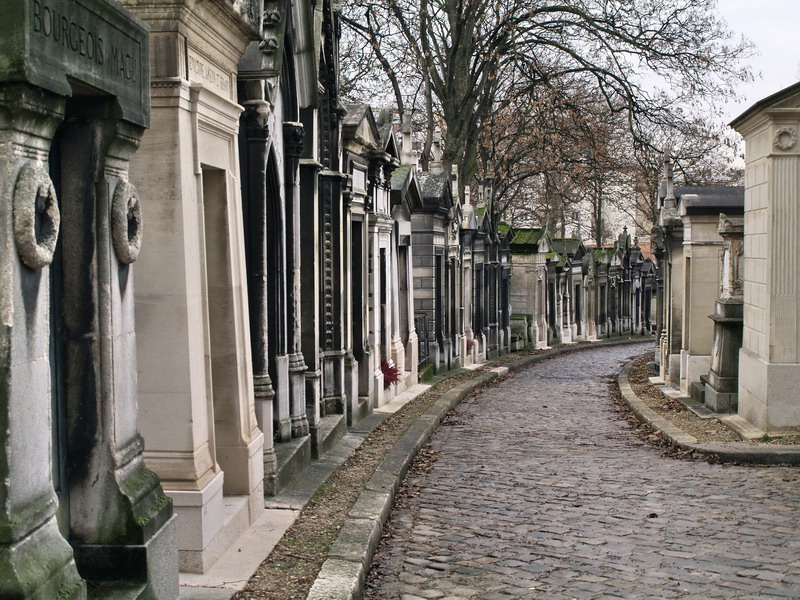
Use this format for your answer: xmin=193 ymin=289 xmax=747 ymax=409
xmin=242 ymin=100 xmax=279 ymax=473
xmin=300 ymin=155 xmax=323 ymax=450
xmin=284 ymin=121 xmax=309 ymax=438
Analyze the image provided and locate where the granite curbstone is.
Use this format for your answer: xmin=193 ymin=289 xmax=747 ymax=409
xmin=618 ymin=364 xmax=698 ymax=446
xmin=349 ymin=489 xmax=393 ymax=522
xmin=306 ymin=558 xmax=363 ymax=600
xmin=617 ymin=361 xmax=800 ymax=466
xmin=327 ymin=517 xmax=383 ymax=567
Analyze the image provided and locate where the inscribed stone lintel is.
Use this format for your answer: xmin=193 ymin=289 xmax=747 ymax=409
xmin=1 ymin=0 xmax=149 ymax=127
xmin=187 ymin=48 xmax=233 ymax=100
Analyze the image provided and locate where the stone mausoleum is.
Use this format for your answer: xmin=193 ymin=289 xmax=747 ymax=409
xmin=1 ymin=0 xmax=177 ymax=597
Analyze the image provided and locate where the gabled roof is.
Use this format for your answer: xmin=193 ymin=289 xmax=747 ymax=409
xmin=391 ymin=165 xmax=423 ymax=212
xmin=546 ymin=252 xmax=571 ymax=269
xmin=342 ymin=103 xmax=370 ymax=128
xmin=731 ymin=81 xmax=800 ymax=129
xmin=342 ymin=103 xmax=380 ymax=151
xmin=416 ymin=171 xmax=452 ymax=214
xmin=591 ymin=247 xmax=615 ymax=263
xmin=551 ymin=237 xmax=585 ymax=259
xmin=639 ymin=259 xmax=657 ymax=275
xmin=372 ymin=108 xmax=401 ymax=161
xmin=509 ymin=227 xmax=546 ymax=254
xmin=511 ymin=228 xmax=544 ymax=246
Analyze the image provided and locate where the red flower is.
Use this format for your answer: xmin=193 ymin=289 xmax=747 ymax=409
xmin=381 ymin=360 xmax=401 ymax=389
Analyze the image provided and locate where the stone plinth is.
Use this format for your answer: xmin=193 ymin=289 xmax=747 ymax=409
xmin=704 ymin=215 xmax=744 ymax=413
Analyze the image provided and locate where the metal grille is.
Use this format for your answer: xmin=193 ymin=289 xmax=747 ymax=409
xmin=415 ymin=313 xmax=430 ymax=366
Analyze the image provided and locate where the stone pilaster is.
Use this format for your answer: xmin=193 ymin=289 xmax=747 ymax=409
xmin=284 ymin=121 xmax=310 ymax=438
xmin=0 ymin=84 xmax=86 ymax=600
xmin=733 ymin=94 xmax=800 ymax=431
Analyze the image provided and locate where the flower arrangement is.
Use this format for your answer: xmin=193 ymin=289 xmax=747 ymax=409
xmin=381 ymin=360 xmax=401 ymax=389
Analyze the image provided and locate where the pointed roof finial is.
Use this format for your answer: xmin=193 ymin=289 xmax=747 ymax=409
xmin=663 ymin=147 xmax=676 ymax=209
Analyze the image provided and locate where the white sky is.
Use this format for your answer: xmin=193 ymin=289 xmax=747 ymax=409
xmin=716 ymin=0 xmax=800 ymax=125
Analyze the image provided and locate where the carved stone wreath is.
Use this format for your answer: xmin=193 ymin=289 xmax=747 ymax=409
xmin=13 ymin=164 xmax=60 ymax=269
xmin=774 ymin=126 xmax=797 ymax=151
xmin=111 ymin=181 xmax=143 ymax=264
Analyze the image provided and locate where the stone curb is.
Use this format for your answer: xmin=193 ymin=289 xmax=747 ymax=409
xmin=617 ymin=362 xmax=800 ymax=466
xmin=306 ymin=336 xmax=652 ymax=600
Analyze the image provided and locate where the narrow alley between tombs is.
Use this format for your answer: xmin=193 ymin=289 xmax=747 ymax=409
xmin=365 ymin=343 xmax=800 ymax=600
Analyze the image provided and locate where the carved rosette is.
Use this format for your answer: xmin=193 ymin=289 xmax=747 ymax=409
xmin=283 ymin=122 xmax=305 ymax=159
xmin=111 ymin=181 xmax=143 ymax=264
xmin=13 ymin=164 xmax=60 ymax=269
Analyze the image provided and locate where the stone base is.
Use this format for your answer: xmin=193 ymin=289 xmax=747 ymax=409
xmin=266 ymin=415 xmax=345 ymax=496
xmin=704 ymin=384 xmax=737 ymax=413
xmin=352 ymin=396 xmax=371 ymax=425
xmin=690 ymin=380 xmax=705 ymax=405
xmin=314 ymin=413 xmax=347 ymax=459
xmin=167 ymin=470 xmax=261 ymax=575
xmin=167 ymin=470 xmax=224 ymax=572
xmin=76 ymin=515 xmax=178 ymax=600
xmin=268 ymin=434 xmax=311 ymax=496
xmin=176 ymin=496 xmax=250 ymax=575
xmin=216 ymin=431 xmax=265 ymax=507
xmin=404 ymin=333 xmax=419 ymax=388
xmin=0 ymin=515 xmax=86 ymax=599
xmin=666 ymin=353 xmax=681 ymax=388
xmin=275 ymin=354 xmax=292 ymax=442
xmin=679 ymin=351 xmax=711 ymax=397
xmin=738 ymin=349 xmax=800 ymax=431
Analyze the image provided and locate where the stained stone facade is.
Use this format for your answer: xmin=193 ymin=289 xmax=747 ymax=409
xmin=1 ymin=0 xmax=177 ymax=597
xmin=342 ymin=104 xmax=418 ymax=412
xmin=653 ymin=156 xmax=744 ymax=398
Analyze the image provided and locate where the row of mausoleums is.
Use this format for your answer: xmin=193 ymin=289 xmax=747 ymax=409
xmin=0 ymin=0 xmax=664 ymax=596
xmin=654 ymin=81 xmax=800 ymax=437
xmin=507 ymin=226 xmax=657 ymax=350
xmin=0 ymin=0 xmax=641 ymax=596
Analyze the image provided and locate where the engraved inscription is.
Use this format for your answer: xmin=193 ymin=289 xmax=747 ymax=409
xmin=188 ymin=52 xmax=231 ymax=96
xmin=31 ymin=0 xmax=138 ymax=83
xmin=32 ymin=0 xmax=105 ymax=64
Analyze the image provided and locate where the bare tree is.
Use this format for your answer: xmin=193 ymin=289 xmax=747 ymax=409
xmin=341 ymin=0 xmax=753 ymax=205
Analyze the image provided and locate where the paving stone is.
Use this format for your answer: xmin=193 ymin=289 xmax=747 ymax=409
xmin=365 ymin=343 xmax=800 ymax=599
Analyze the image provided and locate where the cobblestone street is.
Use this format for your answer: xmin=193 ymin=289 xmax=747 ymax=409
xmin=365 ymin=343 xmax=800 ymax=600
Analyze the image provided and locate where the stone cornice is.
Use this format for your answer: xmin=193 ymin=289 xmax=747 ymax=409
xmin=123 ymin=0 xmax=259 ymax=67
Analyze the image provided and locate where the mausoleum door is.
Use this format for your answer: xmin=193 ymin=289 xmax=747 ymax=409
xmin=435 ymin=254 xmax=444 ymax=349
xmin=380 ymin=247 xmax=388 ymax=361
xmin=352 ymin=219 xmax=365 ymax=361
xmin=48 ymin=124 xmax=69 ymax=537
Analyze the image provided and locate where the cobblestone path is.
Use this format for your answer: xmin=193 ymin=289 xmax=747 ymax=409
xmin=365 ymin=343 xmax=800 ymax=600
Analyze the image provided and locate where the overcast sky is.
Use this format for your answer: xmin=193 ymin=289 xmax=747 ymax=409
xmin=716 ymin=0 xmax=799 ymax=125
